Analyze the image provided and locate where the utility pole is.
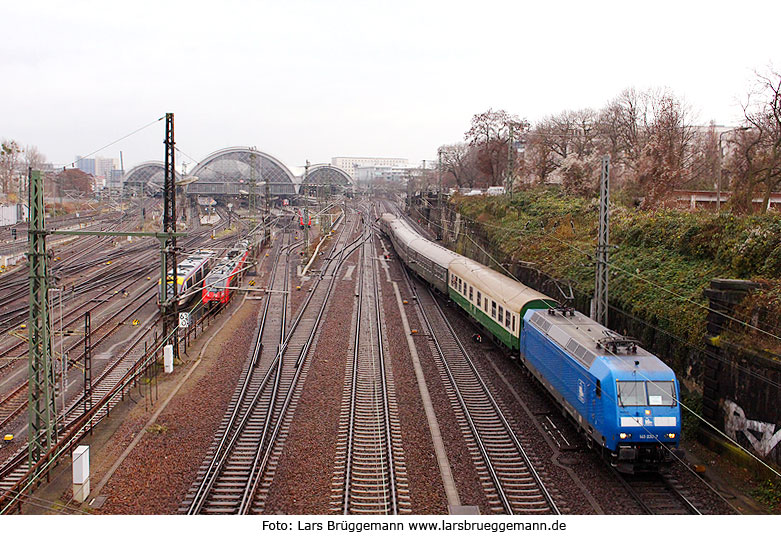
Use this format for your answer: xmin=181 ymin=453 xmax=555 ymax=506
xmin=21 ymin=120 xmax=185 ymax=470
xmin=161 ymin=113 xmax=179 ymax=362
xmin=506 ymin=123 xmax=514 ymax=196
xmin=84 ymin=312 xmax=92 ymax=416
xmin=304 ymin=160 xmax=310 ymax=260
xmin=249 ymin=149 xmax=257 ymax=219
xmin=436 ymin=150 xmax=442 ymax=240
xmin=26 ymin=168 xmax=58 ymax=465
xmin=593 ymin=155 xmax=610 ymax=326
xmin=264 ymin=161 xmax=270 ymax=244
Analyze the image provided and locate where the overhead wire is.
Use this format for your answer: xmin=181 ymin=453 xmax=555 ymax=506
xmin=402 ymin=203 xmax=781 ymax=479
xmin=63 ymin=116 xmax=164 ymax=170
xmin=438 ymin=209 xmax=781 ymax=390
xmin=389 ymin=218 xmax=750 ymax=511
xmin=412 ymin=200 xmax=781 ymax=384
xmin=415 ymin=196 xmax=781 ymax=344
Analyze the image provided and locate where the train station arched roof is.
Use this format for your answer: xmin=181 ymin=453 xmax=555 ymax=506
xmin=187 ymin=147 xmax=296 ymax=197
xmin=300 ymin=164 xmax=353 ymax=188
xmin=122 ymin=161 xmax=169 ymax=193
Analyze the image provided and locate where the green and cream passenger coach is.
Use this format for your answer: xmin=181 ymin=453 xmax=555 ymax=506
xmin=447 ymin=256 xmax=554 ymax=351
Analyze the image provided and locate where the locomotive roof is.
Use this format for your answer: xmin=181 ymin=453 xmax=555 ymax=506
xmin=527 ymin=310 xmax=674 ymax=375
xmin=449 ymin=256 xmax=554 ymax=312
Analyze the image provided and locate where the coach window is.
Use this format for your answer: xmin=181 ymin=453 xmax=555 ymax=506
xmin=505 ymin=311 xmax=511 ymax=329
xmin=498 ymin=306 xmax=503 ymax=324
xmin=477 ymin=290 xmax=482 ymax=308
xmin=469 ymin=286 xmax=473 ymax=302
xmin=511 ymin=314 xmax=515 ymax=332
xmin=491 ymin=301 xmax=497 ymax=319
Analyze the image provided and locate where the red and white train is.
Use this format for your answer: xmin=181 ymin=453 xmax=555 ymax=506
xmin=202 ymin=240 xmax=251 ymax=304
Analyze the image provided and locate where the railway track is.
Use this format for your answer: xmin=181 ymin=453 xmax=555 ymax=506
xmin=0 ymin=294 xmax=179 ymax=493
xmin=331 ymin=226 xmax=409 ymax=515
xmin=0 ymin=215 xmax=240 ymax=499
xmin=182 ymin=231 xmax=292 ymax=514
xmin=184 ymin=213 xmax=365 ymax=514
xmin=404 ymin=269 xmax=560 ymax=515
xmin=0 ymin=280 xmax=159 ymax=432
xmin=0 ymin=226 xmax=234 ymax=430
xmin=613 ymin=469 xmax=702 ymax=515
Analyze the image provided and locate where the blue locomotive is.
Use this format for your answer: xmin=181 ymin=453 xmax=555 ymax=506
xmin=380 ymin=213 xmax=681 ymax=473
xmin=522 ymin=309 xmax=680 ymax=472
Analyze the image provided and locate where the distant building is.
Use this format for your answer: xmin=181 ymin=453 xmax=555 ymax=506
xmin=75 ymin=156 xmax=95 ymax=176
xmin=331 ymin=157 xmax=408 ymax=179
xmin=354 ymin=165 xmax=409 ymax=184
xmin=107 ymin=168 xmax=125 ymax=189
xmin=95 ymin=157 xmax=118 ymax=181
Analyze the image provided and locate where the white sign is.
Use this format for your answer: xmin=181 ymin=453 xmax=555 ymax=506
xmin=179 ymin=312 xmax=190 ymax=328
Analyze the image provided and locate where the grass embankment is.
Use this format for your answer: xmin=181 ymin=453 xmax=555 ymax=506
xmin=452 ymin=188 xmax=781 ymax=355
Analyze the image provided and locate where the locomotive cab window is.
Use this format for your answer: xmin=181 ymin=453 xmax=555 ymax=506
xmin=616 ymin=381 xmax=646 ymax=406
xmin=647 ymin=381 xmax=676 ymax=406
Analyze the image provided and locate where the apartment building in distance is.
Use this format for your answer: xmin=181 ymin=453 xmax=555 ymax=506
xmin=331 ymin=156 xmax=409 ymax=179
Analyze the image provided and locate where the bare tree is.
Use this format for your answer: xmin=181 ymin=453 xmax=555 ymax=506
xmin=524 ymin=108 xmax=598 ymax=185
xmin=729 ymin=68 xmax=781 ymax=213
xmin=686 ymin=123 xmax=720 ymax=191
xmin=634 ymin=91 xmax=696 ymax=207
xmin=464 ymin=109 xmax=529 ymax=186
xmin=24 ymin=145 xmax=46 ymax=172
xmin=524 ymin=131 xmax=558 ymax=184
xmin=597 ymin=88 xmax=644 ymax=170
xmin=0 ymin=139 xmax=22 ymax=197
xmin=55 ymin=168 xmax=93 ymax=196
xmin=439 ymin=142 xmax=481 ymax=189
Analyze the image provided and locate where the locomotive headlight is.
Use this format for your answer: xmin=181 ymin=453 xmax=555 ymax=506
xmin=619 ymin=432 xmax=631 ymax=440
xmin=667 ymin=433 xmax=676 ymax=439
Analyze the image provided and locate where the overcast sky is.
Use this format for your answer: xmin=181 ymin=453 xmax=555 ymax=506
xmin=1 ymin=0 xmax=778 ymax=172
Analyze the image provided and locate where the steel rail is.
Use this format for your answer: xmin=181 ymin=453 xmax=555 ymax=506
xmin=187 ymin=216 xmax=360 ymax=514
xmin=402 ymin=265 xmax=559 ymax=514
xmin=341 ymin=225 xmax=398 ymax=514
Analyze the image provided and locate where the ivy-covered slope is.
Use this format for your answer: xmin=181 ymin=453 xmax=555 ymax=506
xmin=452 ymin=188 xmax=781 ymax=351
